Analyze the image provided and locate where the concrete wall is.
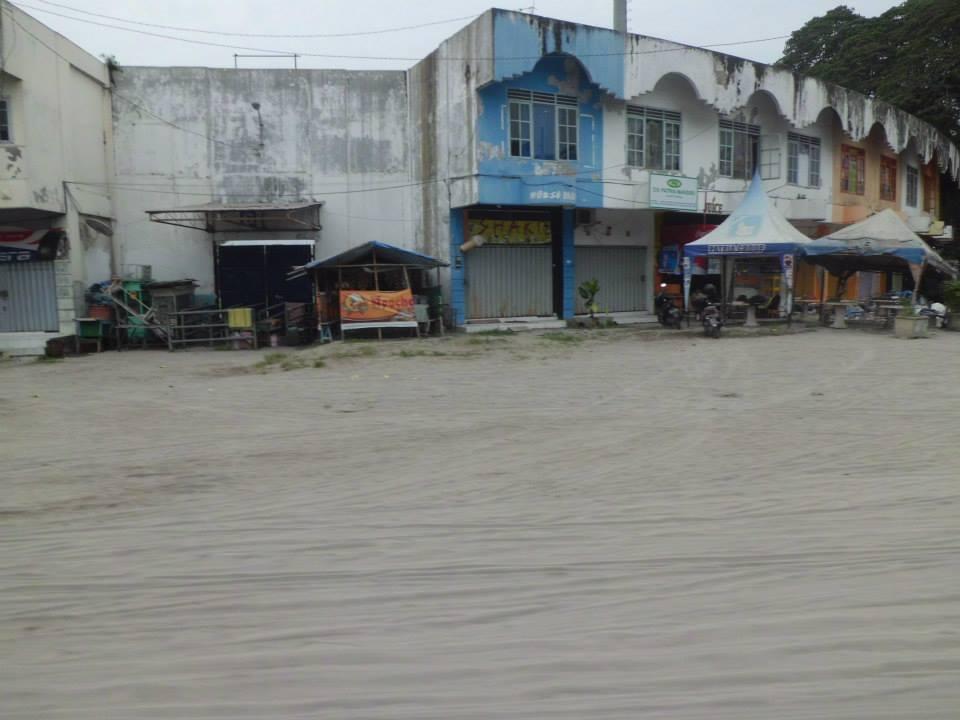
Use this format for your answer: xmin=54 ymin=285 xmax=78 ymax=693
xmin=0 ymin=2 xmax=113 ymax=343
xmin=111 ymin=67 xmax=414 ymax=293
xmin=574 ymin=209 xmax=656 ymax=310
xmin=0 ymin=3 xmax=112 ymax=217
xmin=476 ymin=53 xmax=605 ymax=207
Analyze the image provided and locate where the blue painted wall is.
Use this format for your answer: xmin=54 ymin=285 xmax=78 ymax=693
xmin=476 ymin=54 xmax=606 ymax=208
xmin=561 ymin=208 xmax=576 ymax=319
xmin=449 ymin=208 xmax=466 ymax=326
xmin=492 ymin=11 xmax=625 ymax=99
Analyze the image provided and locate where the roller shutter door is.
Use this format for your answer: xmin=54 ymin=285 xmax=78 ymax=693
xmin=574 ymin=246 xmax=647 ymax=313
xmin=0 ymin=262 xmax=59 ymax=332
xmin=466 ymin=245 xmax=553 ymax=319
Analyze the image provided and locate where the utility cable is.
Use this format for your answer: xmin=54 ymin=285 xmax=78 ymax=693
xmin=10 ymin=3 xmax=789 ymax=62
xmin=25 ymin=0 xmax=481 ymax=39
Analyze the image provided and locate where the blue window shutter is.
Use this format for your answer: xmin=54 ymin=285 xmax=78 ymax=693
xmin=533 ymin=103 xmax=556 ymax=160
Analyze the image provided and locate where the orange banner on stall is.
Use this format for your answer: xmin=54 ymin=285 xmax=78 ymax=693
xmin=339 ymin=289 xmax=415 ymax=322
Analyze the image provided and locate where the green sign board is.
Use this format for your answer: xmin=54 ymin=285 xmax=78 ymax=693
xmin=649 ymin=173 xmax=699 ymax=211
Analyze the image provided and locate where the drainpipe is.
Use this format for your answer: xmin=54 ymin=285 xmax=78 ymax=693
xmin=613 ymin=0 xmax=627 ymax=33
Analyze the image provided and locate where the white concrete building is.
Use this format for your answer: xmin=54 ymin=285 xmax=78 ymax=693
xmin=0 ymin=1 xmax=113 ymax=354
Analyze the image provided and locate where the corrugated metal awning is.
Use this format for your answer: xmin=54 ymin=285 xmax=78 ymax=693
xmin=146 ymin=201 xmax=323 ymax=233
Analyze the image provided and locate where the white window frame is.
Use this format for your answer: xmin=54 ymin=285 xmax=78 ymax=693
xmin=508 ymin=96 xmax=532 ymax=158
xmin=787 ymin=133 xmax=821 ymax=188
xmin=0 ymin=98 xmax=12 ymax=144
xmin=906 ymin=165 xmax=919 ymax=208
xmin=760 ymin=136 xmax=781 ymax=180
xmin=626 ymin=106 xmax=681 ymax=171
xmin=507 ymin=89 xmax=578 ymax=162
xmin=719 ymin=119 xmax=760 ymax=179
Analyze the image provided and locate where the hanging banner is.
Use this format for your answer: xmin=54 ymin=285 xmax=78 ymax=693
xmin=0 ymin=228 xmax=61 ymax=262
xmin=682 ymin=256 xmax=692 ymax=311
xmin=340 ymin=289 xmax=415 ymax=323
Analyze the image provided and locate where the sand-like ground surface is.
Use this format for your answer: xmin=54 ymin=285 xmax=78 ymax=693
xmin=2 ymin=328 xmax=959 ymax=719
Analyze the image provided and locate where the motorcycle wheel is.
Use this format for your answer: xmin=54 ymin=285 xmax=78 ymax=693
xmin=711 ymin=324 xmax=721 ymax=339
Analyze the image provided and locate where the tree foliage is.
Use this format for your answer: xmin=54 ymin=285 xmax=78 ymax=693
xmin=777 ymin=0 xmax=960 ymax=141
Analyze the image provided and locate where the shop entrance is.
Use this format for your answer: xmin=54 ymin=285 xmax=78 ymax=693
xmin=217 ymin=242 xmax=315 ymax=309
xmin=0 ymin=261 xmax=59 ymax=332
xmin=574 ymin=246 xmax=648 ymax=313
xmin=464 ymin=209 xmax=557 ymax=320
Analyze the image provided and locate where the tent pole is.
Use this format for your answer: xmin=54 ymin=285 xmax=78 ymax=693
xmin=722 ymin=256 xmax=728 ymax=321
xmin=912 ymin=260 xmax=926 ymax=305
xmin=818 ymin=266 xmax=827 ymax=325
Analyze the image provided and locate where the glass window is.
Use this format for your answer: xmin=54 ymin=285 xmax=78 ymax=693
xmin=880 ymin=156 xmax=897 ymax=202
xmin=0 ymin=99 xmax=10 ymax=143
xmin=509 ymin=100 xmax=531 ymax=158
xmin=906 ymin=165 xmax=919 ymax=207
xmin=627 ymin=116 xmax=644 ymax=167
xmin=841 ymin=145 xmax=866 ymax=195
xmin=533 ymin=102 xmax=556 ymax=160
xmin=558 ymin=106 xmax=578 ymax=161
xmin=627 ymin=107 xmax=681 ymax=171
xmin=719 ymin=119 xmax=759 ymax=179
xmin=508 ymin=91 xmax=577 ymax=162
xmin=787 ymin=133 xmax=821 ymax=187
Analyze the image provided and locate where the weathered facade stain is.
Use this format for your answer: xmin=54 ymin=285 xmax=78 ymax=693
xmin=98 ymin=6 xmax=960 ymax=305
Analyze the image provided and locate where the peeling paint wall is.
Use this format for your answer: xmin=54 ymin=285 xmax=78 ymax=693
xmin=112 ymin=67 xmax=413 ymax=292
xmin=0 ymin=2 xmax=113 ymax=337
xmin=476 ymin=54 xmax=605 ymax=207
xmin=0 ymin=4 xmax=112 ymax=219
xmin=622 ymin=30 xmax=960 ymax=181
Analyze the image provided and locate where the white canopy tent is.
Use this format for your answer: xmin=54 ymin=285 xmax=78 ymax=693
xmin=683 ymin=173 xmax=816 ymax=319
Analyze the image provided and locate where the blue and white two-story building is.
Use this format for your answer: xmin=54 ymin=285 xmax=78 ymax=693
xmin=407 ymin=9 xmax=958 ymax=328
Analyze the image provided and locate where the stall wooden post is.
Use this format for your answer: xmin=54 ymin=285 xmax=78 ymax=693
xmin=402 ymin=264 xmax=420 ymax=338
xmin=372 ymin=247 xmax=382 ymax=341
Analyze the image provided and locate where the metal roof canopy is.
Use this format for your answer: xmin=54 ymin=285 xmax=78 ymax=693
xmin=146 ymin=201 xmax=323 ymax=233
xmin=303 ymin=241 xmax=448 ymax=271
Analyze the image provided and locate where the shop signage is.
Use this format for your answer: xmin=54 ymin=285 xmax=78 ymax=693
xmin=526 ymin=187 xmax=576 ymax=204
xmin=467 ymin=217 xmax=551 ymax=245
xmin=705 ymin=243 xmax=767 ymax=255
xmin=649 ymin=174 xmax=698 ymax=211
xmin=340 ymin=289 xmax=415 ymax=323
xmin=0 ymin=228 xmax=47 ymax=262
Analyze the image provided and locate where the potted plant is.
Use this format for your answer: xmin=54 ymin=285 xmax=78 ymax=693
xmin=577 ymin=279 xmax=601 ymax=326
xmin=942 ymin=280 xmax=960 ymax=330
xmin=893 ymin=297 xmax=928 ymax=339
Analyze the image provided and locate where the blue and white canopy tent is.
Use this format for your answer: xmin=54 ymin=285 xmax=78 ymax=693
xmin=683 ymin=172 xmax=815 ymax=317
xmin=799 ymin=209 xmax=956 ymax=301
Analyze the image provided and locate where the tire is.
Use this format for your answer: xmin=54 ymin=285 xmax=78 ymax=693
xmin=711 ymin=324 xmax=721 ymax=339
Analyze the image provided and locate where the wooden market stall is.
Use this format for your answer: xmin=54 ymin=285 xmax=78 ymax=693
xmin=293 ymin=241 xmax=448 ymax=340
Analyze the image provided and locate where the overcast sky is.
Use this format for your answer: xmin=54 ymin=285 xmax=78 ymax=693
xmin=11 ymin=0 xmax=903 ymax=70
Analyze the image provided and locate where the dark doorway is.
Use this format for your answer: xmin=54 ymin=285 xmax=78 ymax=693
xmin=217 ymin=243 xmax=314 ymax=309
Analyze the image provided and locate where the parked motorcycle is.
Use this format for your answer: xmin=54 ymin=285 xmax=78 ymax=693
xmin=654 ymin=288 xmax=683 ymax=329
xmin=702 ymin=302 xmax=723 ymax=338
xmin=920 ymin=302 xmax=950 ymax=329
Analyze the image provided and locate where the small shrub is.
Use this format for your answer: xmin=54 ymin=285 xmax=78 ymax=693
xmin=577 ymin=279 xmax=601 ymax=319
xmin=467 ymin=336 xmax=509 ymax=345
xmin=313 ymin=359 xmax=327 ymax=368
xmin=943 ymin=280 xmax=960 ymax=312
xmin=540 ymin=332 xmax=582 ymax=344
